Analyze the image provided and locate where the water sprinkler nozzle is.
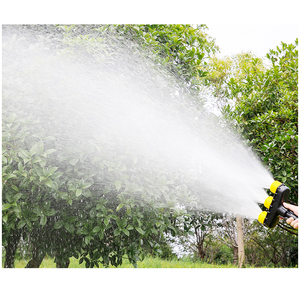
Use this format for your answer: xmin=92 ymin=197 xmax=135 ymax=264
xmin=258 ymin=181 xmax=298 ymax=228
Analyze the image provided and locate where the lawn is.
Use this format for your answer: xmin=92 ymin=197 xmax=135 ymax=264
xmin=8 ymin=256 xmax=239 ymax=268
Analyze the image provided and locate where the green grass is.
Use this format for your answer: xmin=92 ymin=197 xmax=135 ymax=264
xmin=9 ymin=256 xmax=240 ymax=268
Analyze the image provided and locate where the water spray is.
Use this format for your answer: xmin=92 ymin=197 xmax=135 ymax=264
xmin=258 ymin=181 xmax=298 ymax=228
xmin=2 ymin=25 xmax=277 ymax=219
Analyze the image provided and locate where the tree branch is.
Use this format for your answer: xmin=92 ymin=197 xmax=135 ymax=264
xmin=278 ymin=222 xmax=298 ymax=236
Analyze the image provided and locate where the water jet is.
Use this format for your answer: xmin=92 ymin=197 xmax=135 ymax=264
xmin=2 ymin=25 xmax=274 ymax=221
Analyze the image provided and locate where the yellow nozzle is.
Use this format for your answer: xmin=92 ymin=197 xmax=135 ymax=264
xmin=264 ymin=196 xmax=273 ymax=209
xmin=270 ymin=181 xmax=282 ymax=194
xmin=258 ymin=211 xmax=267 ymax=224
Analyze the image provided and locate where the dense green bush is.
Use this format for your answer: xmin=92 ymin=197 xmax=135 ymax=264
xmin=2 ymin=24 xmax=217 ymax=268
xmin=228 ymin=40 xmax=298 ymax=204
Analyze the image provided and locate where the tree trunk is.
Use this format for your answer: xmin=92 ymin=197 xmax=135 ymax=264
xmin=56 ymin=260 xmax=70 ymax=268
xmin=4 ymin=231 xmax=21 ymax=268
xmin=233 ymin=245 xmax=238 ymax=265
xmin=236 ymin=215 xmax=245 ymax=268
xmin=195 ymin=227 xmax=206 ymax=260
xmin=25 ymin=243 xmax=45 ymax=268
xmin=55 ymin=257 xmax=70 ymax=268
xmin=197 ymin=243 xmax=205 ymax=260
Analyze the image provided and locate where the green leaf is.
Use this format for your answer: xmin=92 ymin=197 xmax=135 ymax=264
xmin=2 ymin=203 xmax=12 ymax=211
xmin=104 ymin=217 xmax=110 ymax=227
xmin=40 ymin=215 xmax=47 ymax=226
xmin=114 ymin=228 xmax=121 ymax=236
xmin=31 ymin=156 xmax=42 ymax=164
xmin=44 ymin=208 xmax=56 ymax=217
xmin=99 ymin=232 xmax=104 ymax=240
xmin=116 ymin=203 xmax=124 ymax=212
xmin=13 ymin=206 xmax=22 ymax=218
xmin=42 ymin=149 xmax=57 ymax=157
xmin=92 ymin=226 xmax=101 ymax=233
xmin=85 ymin=235 xmax=93 ymax=245
xmin=85 ymin=258 xmax=91 ymax=268
xmin=54 ymin=220 xmax=64 ymax=229
xmin=77 ymin=228 xmax=89 ymax=235
xmin=32 ymin=204 xmax=43 ymax=217
xmin=3 ymin=214 xmax=8 ymax=223
xmin=81 ymin=182 xmax=92 ymax=189
xmin=83 ymin=189 xmax=92 ymax=198
xmin=89 ymin=209 xmax=96 ymax=218
xmin=18 ymin=162 xmax=24 ymax=172
xmin=69 ymin=158 xmax=78 ymax=166
xmin=126 ymin=224 xmax=134 ymax=230
xmin=17 ymin=219 xmax=27 ymax=229
xmin=65 ymin=224 xmax=75 ymax=233
xmin=122 ymin=228 xmax=130 ymax=236
xmin=76 ymin=189 xmax=82 ymax=197
xmin=2 ymin=156 xmax=7 ymax=165
xmin=18 ymin=149 xmax=30 ymax=161
xmin=11 ymin=185 xmax=19 ymax=192
xmin=136 ymin=227 xmax=145 ymax=235
xmin=96 ymin=204 xmax=104 ymax=210
xmin=151 ymin=228 xmax=158 ymax=234
xmin=44 ymin=178 xmax=53 ymax=188
xmin=48 ymin=167 xmax=58 ymax=176
xmin=67 ymin=216 xmax=78 ymax=223
xmin=13 ymin=193 xmax=23 ymax=202
xmin=114 ymin=180 xmax=122 ymax=191
xmin=29 ymin=141 xmax=44 ymax=156
xmin=4 ymin=173 xmax=17 ymax=181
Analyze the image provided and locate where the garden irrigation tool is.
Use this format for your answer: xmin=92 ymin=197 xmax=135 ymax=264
xmin=258 ymin=181 xmax=298 ymax=228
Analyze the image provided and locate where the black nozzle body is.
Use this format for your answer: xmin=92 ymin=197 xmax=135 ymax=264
xmin=277 ymin=205 xmax=298 ymax=220
xmin=264 ymin=184 xmax=297 ymax=228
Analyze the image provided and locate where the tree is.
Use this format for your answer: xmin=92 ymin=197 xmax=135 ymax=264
xmin=228 ymin=40 xmax=298 ymax=206
xmin=245 ymin=222 xmax=298 ymax=267
xmin=203 ymin=40 xmax=298 ymax=225
xmin=103 ymin=24 xmax=219 ymax=92
xmin=180 ymin=211 xmax=216 ymax=260
xmin=214 ymin=215 xmax=239 ymax=264
xmin=2 ymin=24 xmax=218 ymax=268
xmin=203 ymin=40 xmax=298 ymax=267
xmin=202 ymin=52 xmax=265 ymax=114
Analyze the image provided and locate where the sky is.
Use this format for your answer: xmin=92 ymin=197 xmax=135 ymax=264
xmin=207 ymin=24 xmax=298 ymax=58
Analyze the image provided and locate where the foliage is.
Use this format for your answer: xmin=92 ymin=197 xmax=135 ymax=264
xmin=200 ymin=39 xmax=298 ymax=267
xmin=102 ymin=24 xmax=219 ymax=92
xmin=181 ymin=211 xmax=218 ymax=259
xmin=2 ymin=24 xmax=218 ymax=268
xmin=202 ymin=39 xmax=298 ymax=217
xmin=2 ymin=86 xmax=183 ymax=267
xmin=208 ymin=242 xmax=234 ymax=265
xmin=227 ymin=40 xmax=298 ymax=205
xmin=202 ymin=216 xmax=297 ymax=267
xmin=202 ymin=53 xmax=265 ymax=111
xmin=244 ymin=221 xmax=298 ymax=267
